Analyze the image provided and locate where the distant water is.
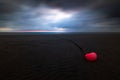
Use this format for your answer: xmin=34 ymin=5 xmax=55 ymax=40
xmin=0 ymin=32 xmax=67 ymax=35
xmin=0 ymin=32 xmax=120 ymax=35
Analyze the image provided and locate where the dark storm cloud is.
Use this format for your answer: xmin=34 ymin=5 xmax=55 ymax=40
xmin=0 ymin=0 xmax=120 ymax=16
xmin=0 ymin=0 xmax=102 ymax=14
xmin=0 ymin=0 xmax=119 ymax=16
xmin=0 ymin=0 xmax=120 ymax=32
xmin=90 ymin=0 xmax=120 ymax=18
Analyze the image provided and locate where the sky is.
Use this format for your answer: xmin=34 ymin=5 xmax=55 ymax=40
xmin=0 ymin=0 xmax=120 ymax=32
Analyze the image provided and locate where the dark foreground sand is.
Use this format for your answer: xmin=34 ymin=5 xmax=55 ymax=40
xmin=0 ymin=32 xmax=120 ymax=80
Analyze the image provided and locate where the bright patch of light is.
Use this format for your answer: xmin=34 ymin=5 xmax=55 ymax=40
xmin=14 ymin=28 xmax=66 ymax=32
xmin=44 ymin=9 xmax=73 ymax=23
xmin=54 ymin=27 xmax=66 ymax=32
xmin=0 ymin=28 xmax=13 ymax=32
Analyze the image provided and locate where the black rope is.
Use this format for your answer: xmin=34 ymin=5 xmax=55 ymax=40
xmin=56 ymin=37 xmax=85 ymax=54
